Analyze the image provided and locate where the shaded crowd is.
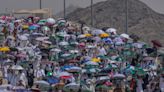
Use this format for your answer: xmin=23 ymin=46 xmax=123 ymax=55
xmin=0 ymin=16 xmax=163 ymax=92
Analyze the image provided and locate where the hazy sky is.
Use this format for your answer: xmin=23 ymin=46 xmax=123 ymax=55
xmin=0 ymin=0 xmax=164 ymax=15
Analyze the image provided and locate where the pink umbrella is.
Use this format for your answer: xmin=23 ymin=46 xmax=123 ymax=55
xmin=78 ymin=43 xmax=85 ymax=48
xmin=0 ymin=16 xmax=6 ymax=20
xmin=33 ymin=24 xmax=40 ymax=28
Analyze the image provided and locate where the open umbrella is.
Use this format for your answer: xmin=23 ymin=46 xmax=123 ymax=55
xmin=42 ymin=26 xmax=50 ymax=31
xmin=0 ymin=47 xmax=10 ymax=52
xmin=46 ymin=76 xmax=59 ymax=84
xmin=65 ymin=66 xmax=82 ymax=72
xmin=136 ymin=68 xmax=146 ymax=76
xmin=113 ymin=74 xmax=125 ymax=79
xmin=120 ymin=33 xmax=130 ymax=39
xmin=91 ymin=29 xmax=104 ymax=35
xmin=36 ymin=37 xmax=49 ymax=41
xmin=84 ymin=33 xmax=92 ymax=37
xmin=63 ymin=83 xmax=80 ymax=92
xmin=34 ymin=80 xmax=50 ymax=91
xmin=18 ymin=35 xmax=28 ymax=41
xmin=51 ymin=48 xmax=61 ymax=53
xmin=96 ymin=76 xmax=110 ymax=84
xmin=29 ymin=25 xmax=37 ymax=30
xmin=59 ymin=41 xmax=69 ymax=46
xmin=99 ymin=33 xmax=109 ymax=38
xmin=47 ymin=18 xmax=56 ymax=25
xmin=143 ymin=57 xmax=154 ymax=61
xmin=92 ymin=58 xmax=101 ymax=63
xmin=69 ymin=50 xmax=79 ymax=54
xmin=42 ymin=40 xmax=52 ymax=45
xmin=77 ymin=35 xmax=86 ymax=39
xmin=61 ymin=53 xmax=71 ymax=58
xmin=57 ymin=72 xmax=72 ymax=79
xmin=11 ymin=65 xmax=24 ymax=70
xmin=85 ymin=61 xmax=99 ymax=66
xmin=38 ymin=19 xmax=47 ymax=25
xmin=106 ymin=28 xmax=117 ymax=34
xmin=22 ymin=25 xmax=29 ymax=29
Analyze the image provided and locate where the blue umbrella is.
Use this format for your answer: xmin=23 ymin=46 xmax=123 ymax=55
xmin=46 ymin=77 xmax=59 ymax=84
xmin=61 ymin=65 xmax=74 ymax=70
xmin=102 ymin=38 xmax=113 ymax=44
xmin=29 ymin=25 xmax=37 ymax=30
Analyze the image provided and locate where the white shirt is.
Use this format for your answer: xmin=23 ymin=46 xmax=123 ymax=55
xmin=98 ymin=47 xmax=107 ymax=56
xmin=160 ymin=77 xmax=164 ymax=91
xmin=35 ymin=69 xmax=45 ymax=78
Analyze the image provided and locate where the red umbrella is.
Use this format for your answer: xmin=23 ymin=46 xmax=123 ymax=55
xmin=78 ymin=43 xmax=85 ymax=48
xmin=151 ymin=40 xmax=162 ymax=47
xmin=60 ymin=76 xmax=72 ymax=79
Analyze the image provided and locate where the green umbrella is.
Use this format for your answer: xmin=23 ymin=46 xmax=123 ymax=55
xmin=115 ymin=57 xmax=123 ymax=62
xmin=136 ymin=68 xmax=146 ymax=76
xmin=97 ymin=55 xmax=110 ymax=60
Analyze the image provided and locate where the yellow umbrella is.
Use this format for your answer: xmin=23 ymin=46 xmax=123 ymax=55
xmin=0 ymin=47 xmax=10 ymax=52
xmin=84 ymin=33 xmax=92 ymax=37
xmin=99 ymin=33 xmax=109 ymax=38
xmin=92 ymin=58 xmax=101 ymax=63
xmin=22 ymin=25 xmax=29 ymax=29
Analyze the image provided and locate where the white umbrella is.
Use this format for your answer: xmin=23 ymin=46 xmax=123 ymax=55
xmin=66 ymin=66 xmax=82 ymax=71
xmin=51 ymin=48 xmax=61 ymax=52
xmin=36 ymin=37 xmax=49 ymax=41
xmin=98 ymin=76 xmax=110 ymax=81
xmin=0 ymin=20 xmax=5 ymax=23
xmin=113 ymin=74 xmax=125 ymax=79
xmin=133 ymin=43 xmax=143 ymax=48
xmin=57 ymin=19 xmax=66 ymax=24
xmin=91 ymin=29 xmax=104 ymax=35
xmin=23 ymin=33 xmax=30 ymax=37
xmin=96 ymin=76 xmax=110 ymax=84
xmin=70 ymin=42 xmax=79 ymax=45
xmin=14 ymin=20 xmax=21 ymax=23
xmin=64 ymin=83 xmax=80 ymax=91
xmin=57 ymin=72 xmax=72 ymax=77
xmin=59 ymin=41 xmax=69 ymax=46
xmin=69 ymin=50 xmax=79 ymax=54
xmin=11 ymin=65 xmax=24 ymax=70
xmin=56 ymin=32 xmax=70 ymax=37
xmin=34 ymin=80 xmax=50 ymax=86
xmin=83 ymin=26 xmax=90 ymax=32
xmin=85 ymin=61 xmax=99 ymax=66
xmin=18 ymin=35 xmax=28 ymax=41
xmin=7 ymin=36 xmax=15 ymax=40
xmin=31 ymin=33 xmax=44 ymax=36
xmin=77 ymin=35 xmax=85 ymax=38
xmin=106 ymin=28 xmax=117 ymax=33
xmin=47 ymin=18 xmax=56 ymax=24
xmin=86 ymin=45 xmax=96 ymax=49
xmin=120 ymin=33 xmax=130 ymax=39
xmin=42 ymin=41 xmax=52 ymax=44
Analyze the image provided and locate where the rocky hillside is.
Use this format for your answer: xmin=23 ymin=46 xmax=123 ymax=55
xmin=67 ymin=0 xmax=164 ymax=45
